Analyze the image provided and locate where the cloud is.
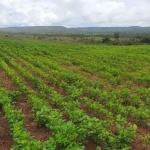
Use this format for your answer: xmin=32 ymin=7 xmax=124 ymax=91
xmin=0 ymin=0 xmax=150 ymax=27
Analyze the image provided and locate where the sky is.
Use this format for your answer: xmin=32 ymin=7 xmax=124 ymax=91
xmin=0 ymin=0 xmax=150 ymax=28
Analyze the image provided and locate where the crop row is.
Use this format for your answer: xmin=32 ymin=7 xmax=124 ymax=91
xmin=0 ymin=49 xmax=138 ymax=149
xmin=0 ymin=40 xmax=150 ymax=149
xmin=1 ymin=49 xmax=150 ymax=127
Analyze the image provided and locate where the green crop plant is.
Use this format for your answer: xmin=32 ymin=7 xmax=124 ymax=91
xmin=1 ymin=39 xmax=150 ymax=149
xmin=141 ymin=133 xmax=150 ymax=149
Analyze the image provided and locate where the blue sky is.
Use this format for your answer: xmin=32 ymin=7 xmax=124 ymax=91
xmin=0 ymin=0 xmax=150 ymax=27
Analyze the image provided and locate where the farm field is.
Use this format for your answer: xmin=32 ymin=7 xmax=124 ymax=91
xmin=0 ymin=39 xmax=150 ymax=150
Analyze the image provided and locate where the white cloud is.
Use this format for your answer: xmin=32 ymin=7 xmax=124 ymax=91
xmin=0 ymin=0 xmax=150 ymax=27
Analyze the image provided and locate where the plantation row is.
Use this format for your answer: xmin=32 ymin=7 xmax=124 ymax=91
xmin=0 ymin=39 xmax=150 ymax=149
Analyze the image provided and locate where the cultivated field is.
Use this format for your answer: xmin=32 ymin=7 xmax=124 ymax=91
xmin=0 ymin=39 xmax=150 ymax=150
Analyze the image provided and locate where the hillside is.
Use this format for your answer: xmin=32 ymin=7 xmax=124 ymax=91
xmin=1 ymin=26 xmax=150 ymax=35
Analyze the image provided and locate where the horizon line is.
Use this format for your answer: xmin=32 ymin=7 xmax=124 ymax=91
xmin=1 ymin=25 xmax=150 ymax=29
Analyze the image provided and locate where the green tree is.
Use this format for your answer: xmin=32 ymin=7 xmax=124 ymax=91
xmin=141 ymin=37 xmax=150 ymax=44
xmin=114 ymin=32 xmax=120 ymax=40
xmin=102 ymin=36 xmax=110 ymax=43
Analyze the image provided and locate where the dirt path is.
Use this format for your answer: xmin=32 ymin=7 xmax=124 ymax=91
xmin=14 ymin=96 xmax=51 ymax=141
xmin=0 ymin=68 xmax=15 ymax=150
xmin=0 ymin=111 xmax=13 ymax=150
xmin=0 ymin=68 xmax=16 ymax=91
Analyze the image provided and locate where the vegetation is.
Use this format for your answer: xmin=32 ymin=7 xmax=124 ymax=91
xmin=1 ymin=26 xmax=150 ymax=45
xmin=0 ymin=39 xmax=150 ymax=149
xmin=114 ymin=32 xmax=120 ymax=40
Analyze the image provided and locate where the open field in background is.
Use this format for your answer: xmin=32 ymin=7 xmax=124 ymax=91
xmin=0 ymin=39 xmax=150 ymax=149
xmin=1 ymin=26 xmax=150 ymax=45
xmin=0 ymin=33 xmax=142 ymax=45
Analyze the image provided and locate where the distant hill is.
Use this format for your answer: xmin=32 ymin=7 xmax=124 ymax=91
xmin=70 ymin=26 xmax=150 ymax=34
xmin=0 ymin=26 xmax=150 ymax=35
xmin=0 ymin=26 xmax=67 ymax=34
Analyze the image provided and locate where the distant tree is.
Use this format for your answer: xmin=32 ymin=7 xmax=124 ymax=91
xmin=141 ymin=37 xmax=150 ymax=44
xmin=114 ymin=32 xmax=120 ymax=40
xmin=38 ymin=36 xmax=42 ymax=40
xmin=135 ymin=34 xmax=141 ymax=39
xmin=5 ymin=34 xmax=9 ymax=38
xmin=33 ymin=34 xmax=36 ymax=39
xmin=102 ymin=36 xmax=110 ymax=43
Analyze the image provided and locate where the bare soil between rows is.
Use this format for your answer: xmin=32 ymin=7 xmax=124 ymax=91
xmin=0 ymin=61 xmax=150 ymax=149
xmin=0 ymin=111 xmax=13 ymax=150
